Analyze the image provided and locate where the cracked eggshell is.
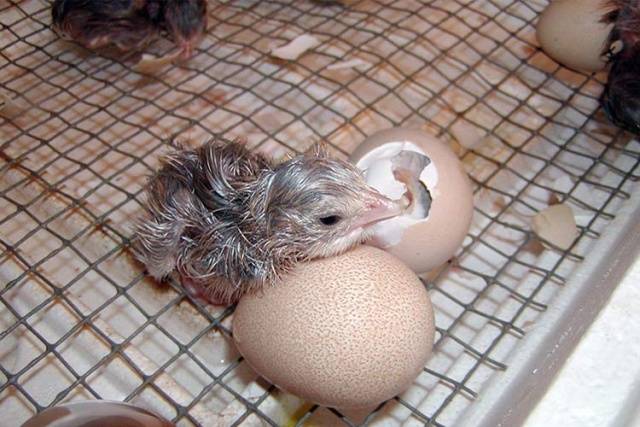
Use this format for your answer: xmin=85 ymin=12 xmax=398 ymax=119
xmin=536 ymin=0 xmax=615 ymax=72
xmin=233 ymin=246 xmax=435 ymax=410
xmin=350 ymin=128 xmax=474 ymax=273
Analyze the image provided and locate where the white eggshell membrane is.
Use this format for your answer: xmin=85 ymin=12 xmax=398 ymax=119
xmin=357 ymin=141 xmax=437 ymax=246
xmin=350 ymin=128 xmax=474 ymax=273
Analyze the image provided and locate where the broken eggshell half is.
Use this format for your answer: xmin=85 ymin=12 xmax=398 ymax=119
xmin=350 ymin=128 xmax=474 ymax=273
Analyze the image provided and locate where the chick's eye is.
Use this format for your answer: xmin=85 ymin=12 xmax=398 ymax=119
xmin=319 ymin=215 xmax=342 ymax=226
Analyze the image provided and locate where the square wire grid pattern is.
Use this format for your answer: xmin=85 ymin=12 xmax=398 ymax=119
xmin=1 ymin=0 xmax=639 ymax=425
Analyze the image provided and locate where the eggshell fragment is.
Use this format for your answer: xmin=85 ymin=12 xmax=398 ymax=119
xmin=536 ymin=0 xmax=615 ymax=72
xmin=327 ymin=58 xmax=369 ymax=70
xmin=532 ymin=203 xmax=578 ymax=250
xmin=134 ymin=50 xmax=182 ymax=74
xmin=350 ymin=128 xmax=474 ymax=274
xmin=270 ymin=34 xmax=320 ymax=60
xmin=233 ymin=246 xmax=435 ymax=410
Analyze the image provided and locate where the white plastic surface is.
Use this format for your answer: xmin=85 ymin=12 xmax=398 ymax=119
xmin=456 ymin=187 xmax=640 ymax=427
xmin=526 ymin=258 xmax=640 ymax=427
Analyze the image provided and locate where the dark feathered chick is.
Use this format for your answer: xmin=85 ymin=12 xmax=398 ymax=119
xmin=162 ymin=0 xmax=207 ymax=58
xmin=52 ymin=0 xmax=154 ymax=20
xmin=51 ymin=0 xmax=206 ymax=58
xmin=601 ymin=0 xmax=640 ymax=134
xmin=133 ymin=139 xmax=405 ymax=305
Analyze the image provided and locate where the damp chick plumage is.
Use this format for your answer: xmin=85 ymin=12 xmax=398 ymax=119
xmin=162 ymin=0 xmax=207 ymax=58
xmin=51 ymin=0 xmax=206 ymax=57
xmin=133 ymin=140 xmax=404 ymax=304
xmin=601 ymin=0 xmax=640 ymax=133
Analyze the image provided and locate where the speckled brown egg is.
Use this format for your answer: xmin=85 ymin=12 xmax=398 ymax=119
xmin=232 ymin=245 xmax=435 ymax=409
xmin=350 ymin=128 xmax=474 ymax=274
xmin=536 ymin=0 xmax=616 ymax=72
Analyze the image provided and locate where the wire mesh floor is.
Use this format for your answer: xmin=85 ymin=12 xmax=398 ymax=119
xmin=1 ymin=0 xmax=639 ymax=425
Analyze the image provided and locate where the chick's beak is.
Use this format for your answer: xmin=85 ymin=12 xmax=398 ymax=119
xmin=351 ymin=190 xmax=407 ymax=231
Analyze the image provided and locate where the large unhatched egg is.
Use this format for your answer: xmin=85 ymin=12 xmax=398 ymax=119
xmin=536 ymin=0 xmax=616 ymax=72
xmin=233 ymin=246 xmax=435 ymax=409
xmin=350 ymin=128 xmax=474 ymax=274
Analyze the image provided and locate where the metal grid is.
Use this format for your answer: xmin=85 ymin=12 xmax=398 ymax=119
xmin=1 ymin=0 xmax=639 ymax=425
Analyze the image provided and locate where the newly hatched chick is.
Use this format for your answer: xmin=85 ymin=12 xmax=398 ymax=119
xmin=51 ymin=0 xmax=207 ymax=58
xmin=134 ymin=140 xmax=405 ymax=304
xmin=51 ymin=0 xmax=159 ymax=51
xmin=601 ymin=0 xmax=640 ymax=134
xmin=162 ymin=0 xmax=207 ymax=59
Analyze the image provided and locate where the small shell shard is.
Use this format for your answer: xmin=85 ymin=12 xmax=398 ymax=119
xmin=270 ymin=34 xmax=321 ymax=61
xmin=327 ymin=58 xmax=368 ymax=70
xmin=531 ymin=203 xmax=578 ymax=251
xmin=134 ymin=50 xmax=183 ymax=74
